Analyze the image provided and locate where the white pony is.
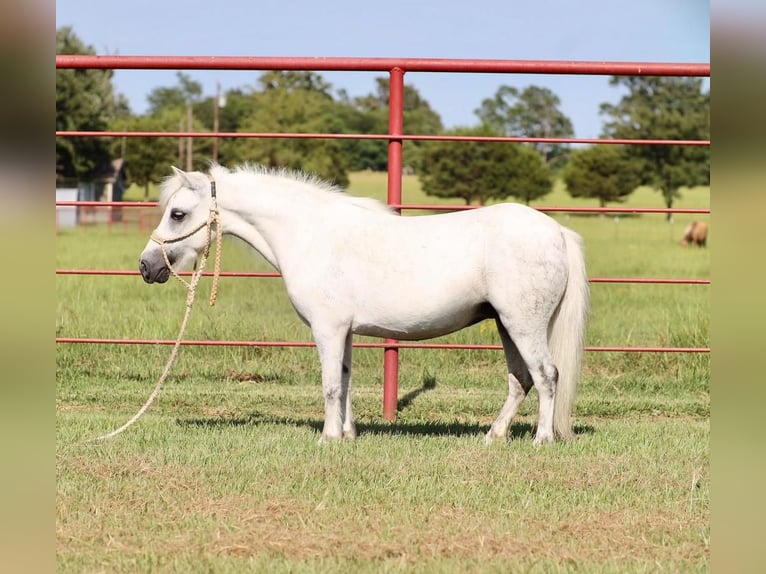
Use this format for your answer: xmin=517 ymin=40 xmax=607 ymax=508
xmin=139 ymin=165 xmax=589 ymax=445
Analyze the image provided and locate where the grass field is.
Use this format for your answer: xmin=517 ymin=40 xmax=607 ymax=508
xmin=56 ymin=172 xmax=710 ymax=572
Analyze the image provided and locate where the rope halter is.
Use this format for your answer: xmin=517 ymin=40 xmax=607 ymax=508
xmin=150 ymin=175 xmax=222 ymax=306
xmin=82 ymin=175 xmax=224 ymax=443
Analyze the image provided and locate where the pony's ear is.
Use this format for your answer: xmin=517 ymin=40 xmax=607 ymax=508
xmin=170 ymin=166 xmax=206 ymax=190
xmin=170 ymin=166 xmax=191 ymax=187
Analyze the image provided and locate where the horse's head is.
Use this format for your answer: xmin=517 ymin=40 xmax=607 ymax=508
xmin=139 ymin=167 xmax=217 ymax=284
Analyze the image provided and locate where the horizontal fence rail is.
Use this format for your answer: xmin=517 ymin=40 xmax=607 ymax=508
xmin=56 ymin=200 xmax=711 ymax=214
xmin=55 ymin=337 xmax=710 ymax=354
xmin=55 ymin=269 xmax=710 ymax=284
xmin=55 ymin=55 xmax=710 ymax=76
xmin=56 ymin=55 xmax=710 ymax=419
xmin=56 ymin=130 xmax=710 ymax=147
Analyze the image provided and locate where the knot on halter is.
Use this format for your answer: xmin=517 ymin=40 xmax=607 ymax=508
xmin=154 ymin=175 xmax=222 ymax=306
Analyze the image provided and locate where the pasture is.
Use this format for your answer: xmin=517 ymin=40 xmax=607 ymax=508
xmin=56 ymin=173 xmax=710 ymax=572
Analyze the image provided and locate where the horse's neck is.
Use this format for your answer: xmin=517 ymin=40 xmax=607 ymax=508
xmin=218 ymin=175 xmax=319 ymax=270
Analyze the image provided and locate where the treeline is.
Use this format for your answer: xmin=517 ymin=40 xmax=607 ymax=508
xmin=56 ymin=27 xmax=709 ymax=210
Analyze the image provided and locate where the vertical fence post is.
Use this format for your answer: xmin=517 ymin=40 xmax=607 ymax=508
xmin=383 ymin=67 xmax=404 ymax=421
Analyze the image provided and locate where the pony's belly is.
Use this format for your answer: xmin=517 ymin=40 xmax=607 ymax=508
xmin=351 ymin=302 xmax=496 ymax=341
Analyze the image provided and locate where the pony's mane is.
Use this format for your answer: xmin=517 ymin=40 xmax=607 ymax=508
xmin=160 ymin=163 xmax=393 ymax=214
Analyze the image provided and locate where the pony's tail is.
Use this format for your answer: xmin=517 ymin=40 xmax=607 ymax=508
xmin=549 ymin=227 xmax=590 ymax=441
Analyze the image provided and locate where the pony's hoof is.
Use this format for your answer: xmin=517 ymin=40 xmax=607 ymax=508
xmin=342 ymin=426 xmax=357 ymax=440
xmin=533 ymin=434 xmax=554 ymax=446
xmin=318 ymin=433 xmax=342 ymax=444
xmin=484 ymin=431 xmax=504 ymax=445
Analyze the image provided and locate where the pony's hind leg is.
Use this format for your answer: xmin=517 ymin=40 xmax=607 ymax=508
xmin=485 ymin=319 xmax=534 ymax=444
xmin=496 ymin=314 xmax=559 ymax=445
xmin=520 ymin=337 xmax=559 ymax=445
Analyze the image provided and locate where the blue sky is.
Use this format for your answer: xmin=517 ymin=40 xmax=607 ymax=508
xmin=56 ymin=0 xmax=709 ymax=138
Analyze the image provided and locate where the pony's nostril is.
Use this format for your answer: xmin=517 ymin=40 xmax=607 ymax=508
xmin=156 ymin=267 xmax=170 ymax=283
xmin=139 ymin=259 xmax=154 ymax=283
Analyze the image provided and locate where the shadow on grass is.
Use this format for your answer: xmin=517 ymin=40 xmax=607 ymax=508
xmin=177 ymin=413 xmax=489 ymax=437
xmin=177 ymin=366 xmax=595 ymax=440
xmin=177 ymin=413 xmax=595 ymax=441
xmin=397 ymin=372 xmax=438 ymax=412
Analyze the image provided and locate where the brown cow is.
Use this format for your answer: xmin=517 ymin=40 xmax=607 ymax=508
xmin=680 ymin=220 xmax=708 ymax=247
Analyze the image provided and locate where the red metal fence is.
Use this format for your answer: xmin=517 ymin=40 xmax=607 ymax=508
xmin=56 ymin=55 xmax=710 ymax=420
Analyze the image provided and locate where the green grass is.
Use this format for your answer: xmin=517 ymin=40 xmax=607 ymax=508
xmin=57 ymin=172 xmax=709 ymax=572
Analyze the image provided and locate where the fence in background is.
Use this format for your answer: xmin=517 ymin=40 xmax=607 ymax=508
xmin=56 ymin=55 xmax=711 ymax=420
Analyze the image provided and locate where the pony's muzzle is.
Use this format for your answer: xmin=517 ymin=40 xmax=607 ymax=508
xmin=139 ymin=256 xmax=170 ymax=284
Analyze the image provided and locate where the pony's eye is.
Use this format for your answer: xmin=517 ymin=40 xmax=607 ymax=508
xmin=170 ymin=209 xmax=186 ymax=222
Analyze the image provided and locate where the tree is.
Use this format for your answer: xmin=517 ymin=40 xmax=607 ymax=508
xmin=231 ymin=71 xmax=350 ymax=187
xmin=339 ymin=78 xmax=444 ymax=172
xmin=511 ymin=144 xmax=559 ymax=204
xmin=562 ymin=145 xmax=642 ymax=207
xmin=599 ymin=77 xmax=709 ymax=219
xmin=335 ymin=90 xmax=389 ymax=172
xmin=110 ymin=113 xmax=180 ymax=201
xmin=147 ymin=72 xmax=203 ymax=114
xmin=146 ymin=72 xmax=207 ymax=170
xmin=475 ymin=85 xmax=574 ymax=169
xmin=419 ymin=127 xmax=552 ymax=206
xmin=108 ymin=74 xmax=212 ymax=190
xmin=195 ymin=88 xmax=253 ymax=166
xmin=56 ymin=27 xmax=128 ymax=181
xmin=374 ymin=77 xmax=443 ymax=171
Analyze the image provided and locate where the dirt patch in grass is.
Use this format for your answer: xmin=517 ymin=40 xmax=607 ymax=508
xmin=226 ymin=370 xmax=283 ymax=383
xmin=194 ymin=501 xmax=700 ymax=565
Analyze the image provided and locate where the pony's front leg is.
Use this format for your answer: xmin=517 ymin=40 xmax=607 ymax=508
xmin=341 ymin=332 xmax=357 ymax=439
xmin=314 ymin=326 xmax=352 ymax=443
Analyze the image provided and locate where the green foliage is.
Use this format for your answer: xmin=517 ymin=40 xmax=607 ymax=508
xmin=563 ymin=145 xmax=642 ymax=206
xmin=56 ymin=27 xmax=128 ymax=180
xmin=475 ymin=85 xmax=574 ymax=169
xmin=387 ymin=77 xmax=444 ymax=171
xmin=419 ymin=127 xmax=552 ymax=205
xmin=141 ymin=73 xmax=214 ymax=173
xmin=510 ymin=144 xmax=556 ymax=204
xmin=337 ymin=77 xmax=444 ymax=172
xmin=146 ymin=72 xmax=203 ymax=115
xmin=200 ymin=88 xmax=257 ymax=167
xmin=223 ymin=72 xmax=348 ymax=187
xmin=109 ymin=114 xmax=182 ymax=200
xmin=600 ymin=77 xmax=710 ymax=216
xmin=336 ymin=90 xmax=389 ymax=172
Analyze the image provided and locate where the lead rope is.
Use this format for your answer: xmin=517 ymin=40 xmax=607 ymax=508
xmin=86 ymin=181 xmax=222 ymax=443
